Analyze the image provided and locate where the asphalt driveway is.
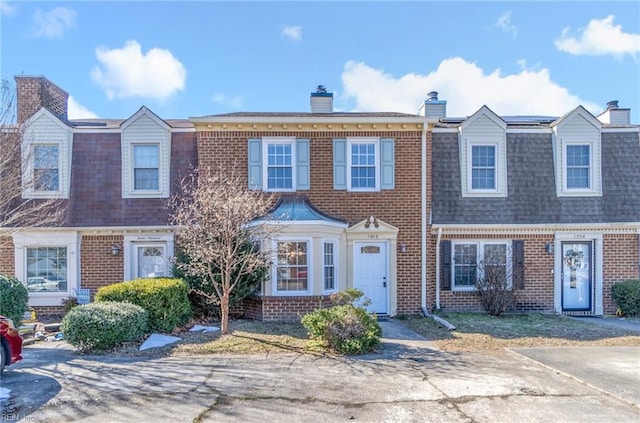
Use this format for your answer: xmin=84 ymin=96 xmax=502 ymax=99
xmin=1 ymin=320 xmax=638 ymax=422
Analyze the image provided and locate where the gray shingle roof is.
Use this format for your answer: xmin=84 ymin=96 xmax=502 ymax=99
xmin=432 ymin=131 xmax=640 ymax=224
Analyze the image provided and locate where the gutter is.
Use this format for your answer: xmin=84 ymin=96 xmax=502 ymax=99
xmin=435 ymin=227 xmax=442 ymax=310
xmin=421 ymin=122 xmax=428 ymax=313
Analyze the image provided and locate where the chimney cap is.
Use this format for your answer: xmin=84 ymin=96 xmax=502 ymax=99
xmin=426 ymin=91 xmax=439 ymax=101
xmin=607 ymin=100 xmax=619 ymax=110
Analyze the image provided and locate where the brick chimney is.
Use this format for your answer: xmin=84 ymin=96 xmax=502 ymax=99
xmin=310 ymin=85 xmax=333 ymax=113
xmin=597 ymin=100 xmax=631 ymax=125
xmin=418 ymin=91 xmax=447 ymax=120
xmin=15 ymin=76 xmax=69 ymax=123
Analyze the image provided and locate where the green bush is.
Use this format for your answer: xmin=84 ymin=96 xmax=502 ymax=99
xmin=611 ymin=279 xmax=640 ymax=316
xmin=61 ymin=301 xmax=148 ymax=352
xmin=302 ymin=290 xmax=381 ymax=355
xmin=95 ymin=278 xmax=192 ymax=333
xmin=0 ymin=274 xmax=29 ymax=324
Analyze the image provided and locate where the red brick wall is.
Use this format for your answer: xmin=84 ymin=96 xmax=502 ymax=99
xmin=260 ymin=295 xmax=333 ymax=322
xmin=428 ymin=232 xmax=640 ymax=315
xmin=198 ymin=129 xmax=424 ymax=315
xmin=428 ymin=233 xmax=555 ymax=313
xmin=80 ymin=235 xmax=125 ymax=300
xmin=0 ymin=237 xmax=15 ymax=275
xmin=15 ymin=76 xmax=68 ymax=123
xmin=603 ymin=233 xmax=639 ymax=313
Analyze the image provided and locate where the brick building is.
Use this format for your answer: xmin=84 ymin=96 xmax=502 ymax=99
xmin=428 ymin=99 xmax=640 ymax=315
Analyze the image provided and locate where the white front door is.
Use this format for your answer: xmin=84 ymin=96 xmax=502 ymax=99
xmin=353 ymin=242 xmax=388 ymax=314
xmin=134 ymin=244 xmax=167 ymax=278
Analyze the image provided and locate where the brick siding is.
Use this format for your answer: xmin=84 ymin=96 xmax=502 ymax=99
xmin=79 ymin=235 xmax=125 ymax=301
xmin=15 ymin=76 xmax=68 ymax=123
xmin=198 ymin=129 xmax=424 ymax=316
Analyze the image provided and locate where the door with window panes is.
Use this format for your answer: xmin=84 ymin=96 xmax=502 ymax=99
xmin=134 ymin=244 xmax=167 ymax=278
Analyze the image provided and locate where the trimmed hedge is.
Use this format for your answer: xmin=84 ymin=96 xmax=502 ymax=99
xmin=61 ymin=301 xmax=148 ymax=352
xmin=95 ymin=278 xmax=192 ymax=333
xmin=0 ymin=274 xmax=29 ymax=325
xmin=611 ymin=279 xmax=640 ymax=317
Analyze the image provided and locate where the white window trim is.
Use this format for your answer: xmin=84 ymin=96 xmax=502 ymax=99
xmin=272 ymin=237 xmax=312 ymax=295
xmin=451 ymin=240 xmax=512 ymax=292
xmin=262 ymin=137 xmax=297 ymax=192
xmin=121 ymin=107 xmax=171 ymax=199
xmin=130 ymin=143 xmax=162 ymax=194
xmin=562 ymin=142 xmax=595 ymax=194
xmin=461 ymin=139 xmax=507 ymax=197
xmin=12 ymin=231 xmax=80 ymax=306
xmin=347 ymin=137 xmax=380 ymax=192
xmin=123 ymin=233 xmax=174 ymax=281
xmin=322 ymin=239 xmax=338 ymax=293
xmin=467 ymin=142 xmax=499 ymax=194
xmin=28 ymin=143 xmax=63 ymax=196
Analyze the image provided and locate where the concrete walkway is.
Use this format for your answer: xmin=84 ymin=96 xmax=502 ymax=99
xmin=3 ymin=317 xmax=639 ymax=422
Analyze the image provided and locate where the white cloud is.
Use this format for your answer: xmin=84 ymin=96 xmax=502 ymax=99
xmin=67 ymin=96 xmax=98 ymax=120
xmin=340 ymin=58 xmax=600 ymax=117
xmin=90 ymin=40 xmax=186 ymax=100
xmin=0 ymin=2 xmax=17 ymax=16
xmin=31 ymin=7 xmax=76 ymax=38
xmin=555 ymin=15 xmax=640 ymax=59
xmin=212 ymin=93 xmax=244 ymax=109
xmin=281 ymin=25 xmax=302 ymax=41
xmin=496 ymin=11 xmax=517 ymax=39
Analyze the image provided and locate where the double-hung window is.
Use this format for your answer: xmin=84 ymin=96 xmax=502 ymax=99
xmin=265 ymin=140 xmax=294 ymax=191
xmin=276 ymin=240 xmax=309 ymax=292
xmin=333 ymin=137 xmax=394 ymax=192
xmin=33 ymin=145 xmax=60 ymax=192
xmin=349 ymin=140 xmax=378 ymax=190
xmin=249 ymin=138 xmax=310 ymax=191
xmin=471 ymin=145 xmax=496 ymax=190
xmin=323 ymin=241 xmax=337 ymax=291
xmin=565 ymin=144 xmax=590 ymax=189
xmin=452 ymin=241 xmax=510 ymax=291
xmin=133 ymin=144 xmax=160 ymax=191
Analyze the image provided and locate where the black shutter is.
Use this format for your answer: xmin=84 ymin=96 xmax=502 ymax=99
xmin=441 ymin=240 xmax=452 ymax=291
xmin=512 ymin=240 xmax=525 ymax=289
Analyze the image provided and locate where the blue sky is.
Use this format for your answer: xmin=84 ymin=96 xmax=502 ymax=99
xmin=2 ymin=1 xmax=639 ymax=123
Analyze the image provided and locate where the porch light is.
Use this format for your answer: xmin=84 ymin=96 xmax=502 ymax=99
xmin=545 ymin=243 xmax=554 ymax=254
xmin=400 ymin=243 xmax=407 ymax=253
xmin=110 ymin=244 xmax=122 ymax=256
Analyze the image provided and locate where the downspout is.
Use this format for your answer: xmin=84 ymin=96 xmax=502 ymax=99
xmin=420 ymin=121 xmax=428 ymax=316
xmin=435 ymin=227 xmax=442 ymax=310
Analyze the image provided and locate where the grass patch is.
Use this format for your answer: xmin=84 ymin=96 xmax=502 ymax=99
xmin=105 ymin=319 xmax=327 ymax=357
xmin=403 ymin=313 xmax=640 ymax=351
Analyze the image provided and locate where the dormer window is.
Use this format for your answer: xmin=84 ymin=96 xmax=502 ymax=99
xmin=22 ymin=108 xmax=71 ymax=199
xmin=565 ymin=144 xmax=591 ymax=189
xmin=459 ymin=106 xmax=507 ymax=198
xmin=34 ymin=145 xmax=60 ymax=192
xmin=133 ymin=144 xmax=160 ymax=190
xmin=551 ymin=106 xmax=602 ymax=197
xmin=471 ymin=145 xmax=497 ymax=190
xmin=121 ymin=107 xmax=171 ymax=199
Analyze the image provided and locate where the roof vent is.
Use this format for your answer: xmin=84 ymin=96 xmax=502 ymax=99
xmin=607 ymin=100 xmax=619 ymax=110
xmin=310 ymin=85 xmax=333 ymax=113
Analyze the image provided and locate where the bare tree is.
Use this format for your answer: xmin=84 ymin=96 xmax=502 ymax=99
xmin=0 ymin=79 xmax=64 ymax=244
xmin=475 ymin=245 xmax=518 ymax=316
xmin=168 ymin=166 xmax=278 ymax=334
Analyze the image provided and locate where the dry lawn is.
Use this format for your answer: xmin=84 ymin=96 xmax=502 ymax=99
xmin=402 ymin=313 xmax=640 ymax=351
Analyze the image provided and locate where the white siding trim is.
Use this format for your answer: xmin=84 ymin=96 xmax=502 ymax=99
xmin=122 ymin=109 xmax=171 ymax=198
xmin=21 ymin=109 xmax=72 ymax=199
